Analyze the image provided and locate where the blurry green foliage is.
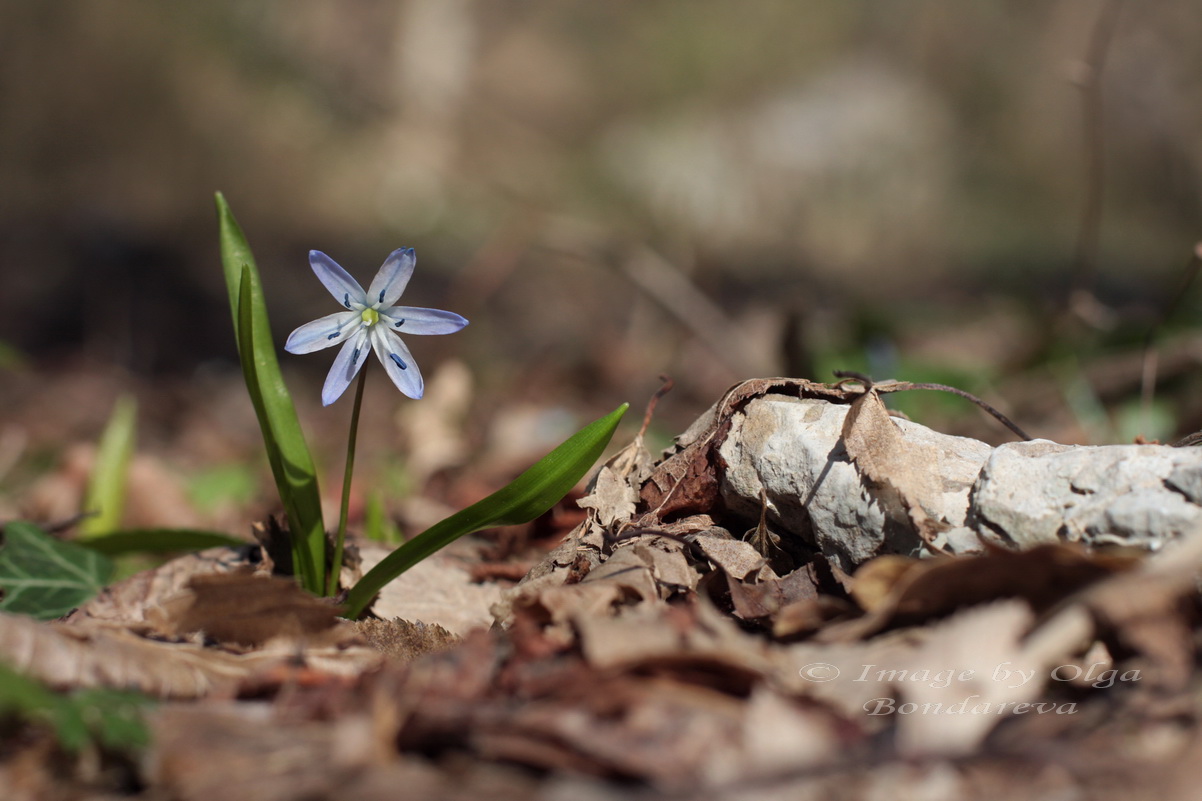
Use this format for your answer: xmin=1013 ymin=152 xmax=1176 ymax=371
xmin=79 ymin=395 xmax=137 ymax=539
xmin=0 ymin=663 xmax=152 ymax=754
xmin=0 ymin=521 xmax=114 ymax=620
xmin=185 ymin=463 xmax=260 ymax=512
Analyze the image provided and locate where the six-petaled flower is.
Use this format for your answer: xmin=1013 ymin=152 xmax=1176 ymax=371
xmin=285 ymin=249 xmax=468 ymax=405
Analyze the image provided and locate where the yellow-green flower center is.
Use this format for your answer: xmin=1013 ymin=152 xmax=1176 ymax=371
xmin=361 ymin=308 xmax=380 ymax=326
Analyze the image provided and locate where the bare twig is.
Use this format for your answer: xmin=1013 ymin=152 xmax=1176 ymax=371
xmin=833 ymin=370 xmax=1032 ymax=442
xmin=640 ymin=374 xmax=675 ymax=439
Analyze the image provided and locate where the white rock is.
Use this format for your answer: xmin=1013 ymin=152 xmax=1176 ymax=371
xmin=715 ymin=394 xmax=1202 ymax=569
xmin=972 ymin=440 xmax=1202 ymax=550
xmin=718 ymin=396 xmax=992 ymax=570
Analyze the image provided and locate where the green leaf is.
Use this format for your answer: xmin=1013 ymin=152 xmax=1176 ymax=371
xmin=216 ymin=193 xmax=326 ymax=594
xmin=54 ymin=686 xmax=155 ymax=753
xmin=344 ymin=403 xmax=628 ymax=619
xmin=0 ymin=664 xmax=152 ymax=753
xmin=79 ymin=394 xmax=137 ymax=539
xmin=76 ymin=528 xmax=246 ymax=557
xmin=364 ymin=492 xmax=402 ymax=545
xmin=0 ymin=521 xmax=114 ymax=619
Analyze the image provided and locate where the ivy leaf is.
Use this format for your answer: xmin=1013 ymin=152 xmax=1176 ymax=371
xmin=0 ymin=521 xmax=114 ymax=620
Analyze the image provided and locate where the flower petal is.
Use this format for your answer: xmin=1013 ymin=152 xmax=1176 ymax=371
xmin=380 ymin=306 xmax=469 ymax=335
xmin=310 ymin=251 xmax=366 ymax=310
xmin=370 ymin=327 xmax=424 ymax=399
xmin=321 ymin=329 xmax=369 ymax=406
xmin=366 ymin=248 xmax=416 ymax=309
xmin=285 ymin=311 xmax=360 ymax=354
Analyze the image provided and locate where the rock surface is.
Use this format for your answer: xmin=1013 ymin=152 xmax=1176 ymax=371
xmin=716 ymin=394 xmax=1202 ymax=570
xmin=718 ymin=396 xmax=993 ymax=570
xmin=972 ymin=440 xmax=1202 ymax=550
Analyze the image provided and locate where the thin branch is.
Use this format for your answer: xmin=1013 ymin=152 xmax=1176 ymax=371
xmin=833 ymin=370 xmax=1032 ymax=442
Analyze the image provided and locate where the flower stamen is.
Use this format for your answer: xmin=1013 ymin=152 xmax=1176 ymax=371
xmin=389 ymin=353 xmax=408 ymax=370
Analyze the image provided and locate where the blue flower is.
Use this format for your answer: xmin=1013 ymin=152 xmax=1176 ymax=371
xmin=285 ymin=249 xmax=468 ymax=405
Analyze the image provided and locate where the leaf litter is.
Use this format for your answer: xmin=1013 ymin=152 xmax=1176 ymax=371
xmin=5 ymin=378 xmax=1202 ymax=799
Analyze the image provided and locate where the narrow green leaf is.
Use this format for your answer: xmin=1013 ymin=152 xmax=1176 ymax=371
xmin=0 ymin=521 xmax=114 ymax=619
xmin=79 ymin=395 xmax=137 ymax=539
xmin=0 ymin=664 xmax=152 ymax=753
xmin=344 ymin=403 xmax=628 ymax=619
xmin=216 ymin=193 xmax=326 ymax=594
xmin=56 ymin=687 xmax=155 ymax=753
xmin=76 ymin=529 xmax=246 ymax=557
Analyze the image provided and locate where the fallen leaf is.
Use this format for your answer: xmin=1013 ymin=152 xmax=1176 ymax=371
xmin=354 ymin=618 xmax=459 ymax=662
xmin=156 ymin=572 xmax=341 ymax=647
xmin=841 ymin=386 xmax=949 ymax=551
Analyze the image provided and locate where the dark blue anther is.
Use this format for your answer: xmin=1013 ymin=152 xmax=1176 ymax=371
xmin=390 ymin=353 xmax=408 ymax=371
xmin=352 ymin=347 xmax=361 ymax=365
xmin=327 ymin=331 xmax=341 ymax=340
xmin=343 ymin=293 xmax=351 ymax=309
xmin=378 ymin=290 xmax=386 ymax=304
xmin=394 ymin=318 xmax=405 ymax=328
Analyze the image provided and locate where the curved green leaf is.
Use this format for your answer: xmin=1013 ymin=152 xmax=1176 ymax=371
xmin=0 ymin=521 xmax=114 ymax=619
xmin=76 ymin=529 xmax=246 ymax=557
xmin=344 ymin=403 xmax=628 ymax=619
xmin=79 ymin=394 xmax=137 ymax=539
xmin=217 ymin=193 xmax=326 ymax=593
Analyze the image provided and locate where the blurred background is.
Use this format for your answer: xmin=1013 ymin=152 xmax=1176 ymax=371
xmin=2 ymin=0 xmax=1202 ymax=537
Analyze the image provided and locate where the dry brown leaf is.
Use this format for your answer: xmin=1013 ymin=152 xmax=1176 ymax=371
xmin=0 ymin=612 xmax=382 ymax=699
xmin=841 ymin=386 xmax=949 ymax=550
xmin=1025 ymin=525 xmax=1202 ymax=691
xmin=155 ymin=572 xmax=342 ymax=647
xmin=352 ymin=541 xmax=504 ymax=636
xmin=692 ymin=534 xmax=767 ymax=580
xmin=582 ymin=544 xmax=661 ymax=603
xmin=632 ymin=537 xmax=697 ymax=592
xmin=889 ymin=601 xmax=1043 ymax=756
xmin=148 ymin=702 xmax=385 ymax=801
xmin=848 ymin=554 xmax=926 ymax=612
xmin=354 ymin=618 xmax=459 ymax=662
xmin=0 ymin=612 xmax=265 ymax=697
xmin=817 ymin=543 xmax=1138 ymax=642
xmin=727 ymin=563 xmax=821 ymax=622
xmin=577 ymin=431 xmax=654 ymax=529
xmin=64 ymin=545 xmax=258 ymax=629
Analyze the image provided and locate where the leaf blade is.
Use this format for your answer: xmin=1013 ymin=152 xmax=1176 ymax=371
xmin=0 ymin=522 xmax=114 ymax=620
xmin=79 ymin=395 xmax=137 ymax=539
xmin=76 ymin=529 xmax=246 ymax=557
xmin=216 ymin=193 xmax=326 ymax=593
xmin=344 ymin=403 xmax=628 ymax=618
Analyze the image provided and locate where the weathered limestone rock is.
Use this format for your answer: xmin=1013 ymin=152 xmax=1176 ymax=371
xmin=716 ymin=393 xmax=1202 ymax=570
xmin=718 ymin=396 xmax=993 ymax=570
xmin=972 ymin=440 xmax=1202 ymax=550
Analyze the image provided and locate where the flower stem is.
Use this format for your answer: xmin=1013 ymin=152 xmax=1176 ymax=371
xmin=329 ymin=359 xmax=369 ymax=596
